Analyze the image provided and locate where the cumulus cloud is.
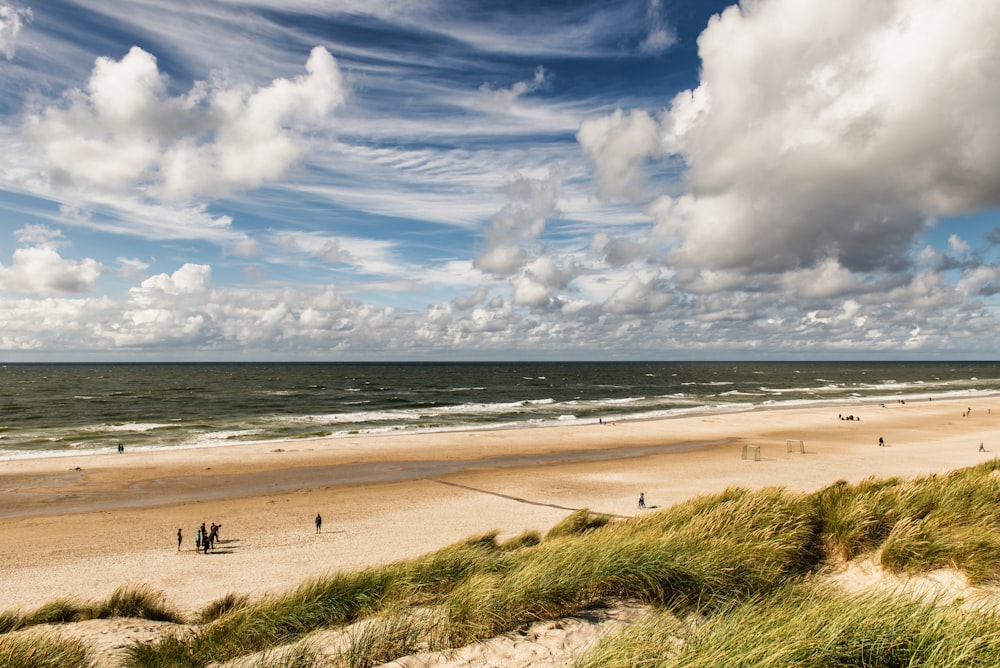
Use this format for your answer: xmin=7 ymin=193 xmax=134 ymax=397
xmin=474 ymin=167 xmax=565 ymax=275
xmin=578 ymin=109 xmax=661 ymax=201
xmin=133 ymin=263 xmax=211 ymax=299
xmin=603 ymin=269 xmax=673 ymax=315
xmin=0 ymin=3 xmax=30 ymax=59
xmin=584 ymin=0 xmax=1000 ymax=275
xmin=589 ymin=230 xmax=649 ymax=267
xmin=452 ymin=285 xmax=490 ymax=310
xmin=779 ymin=259 xmax=864 ymax=300
xmin=948 ymin=234 xmax=969 ymax=254
xmin=0 ymin=226 xmax=105 ymax=296
xmin=511 ymin=255 xmax=577 ymax=307
xmin=28 ymin=45 xmax=346 ymax=200
xmin=0 ymin=256 xmax=996 ymax=358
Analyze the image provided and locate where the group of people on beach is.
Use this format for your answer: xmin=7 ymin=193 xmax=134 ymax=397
xmin=177 ymin=522 xmax=221 ymax=553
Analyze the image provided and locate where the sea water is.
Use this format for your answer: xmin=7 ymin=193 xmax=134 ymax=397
xmin=1 ymin=361 xmax=997 ymax=459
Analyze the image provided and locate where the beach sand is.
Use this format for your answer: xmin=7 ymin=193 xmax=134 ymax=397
xmin=1 ymin=395 xmax=997 ymax=664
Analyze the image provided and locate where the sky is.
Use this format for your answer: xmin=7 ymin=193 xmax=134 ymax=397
xmin=0 ymin=0 xmax=998 ymax=362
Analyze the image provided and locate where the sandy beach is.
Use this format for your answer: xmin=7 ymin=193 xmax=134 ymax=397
xmin=1 ymin=395 xmax=997 ymax=617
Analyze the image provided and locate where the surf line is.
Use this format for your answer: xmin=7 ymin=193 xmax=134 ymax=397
xmin=426 ymin=478 xmax=628 ymax=519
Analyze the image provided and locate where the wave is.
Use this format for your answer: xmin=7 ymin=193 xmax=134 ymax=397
xmin=3 ymin=362 xmax=1000 ymax=461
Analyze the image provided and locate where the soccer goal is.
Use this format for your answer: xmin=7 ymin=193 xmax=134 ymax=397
xmin=786 ymin=439 xmax=805 ymax=453
xmin=742 ymin=444 xmax=761 ymax=461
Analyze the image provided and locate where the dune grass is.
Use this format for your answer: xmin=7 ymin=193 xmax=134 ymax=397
xmin=11 ymin=459 xmax=1000 ymax=667
xmin=195 ymin=592 xmax=251 ymax=625
xmin=0 ymin=584 xmax=181 ymax=635
xmin=578 ymin=582 xmax=1000 ymax=667
xmin=0 ymin=632 xmax=93 ymax=668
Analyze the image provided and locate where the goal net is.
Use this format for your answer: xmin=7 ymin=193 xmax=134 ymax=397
xmin=786 ymin=439 xmax=805 ymax=453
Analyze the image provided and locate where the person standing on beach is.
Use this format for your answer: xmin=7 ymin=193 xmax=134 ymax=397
xmin=638 ymin=492 xmax=645 ymax=509
xmin=315 ymin=513 xmax=322 ymax=533
xmin=879 ymin=437 xmax=884 ymax=447
xmin=177 ymin=528 xmax=183 ymax=551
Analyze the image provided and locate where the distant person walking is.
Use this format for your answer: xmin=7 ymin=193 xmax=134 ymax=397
xmin=315 ymin=513 xmax=322 ymax=533
xmin=638 ymin=492 xmax=645 ymax=509
xmin=879 ymin=437 xmax=884 ymax=447
xmin=177 ymin=528 xmax=183 ymax=551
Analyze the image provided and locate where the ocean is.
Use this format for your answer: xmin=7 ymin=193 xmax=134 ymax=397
xmin=1 ymin=361 xmax=998 ymax=460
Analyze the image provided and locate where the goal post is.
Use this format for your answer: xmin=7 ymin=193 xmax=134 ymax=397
xmin=742 ymin=444 xmax=761 ymax=461
xmin=786 ymin=439 xmax=805 ymax=453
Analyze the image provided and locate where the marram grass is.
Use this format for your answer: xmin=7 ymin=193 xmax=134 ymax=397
xmin=0 ymin=584 xmax=181 ymax=635
xmin=577 ymin=582 xmax=1000 ymax=668
xmin=8 ymin=459 xmax=1000 ymax=668
xmin=0 ymin=632 xmax=93 ymax=668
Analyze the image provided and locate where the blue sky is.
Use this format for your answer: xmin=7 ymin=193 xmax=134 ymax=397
xmin=0 ymin=0 xmax=998 ymax=361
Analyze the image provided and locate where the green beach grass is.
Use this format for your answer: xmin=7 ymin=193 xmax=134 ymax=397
xmin=4 ymin=459 xmax=1000 ymax=667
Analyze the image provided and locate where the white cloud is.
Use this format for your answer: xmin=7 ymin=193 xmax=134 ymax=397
xmin=271 ymin=230 xmax=400 ymax=276
xmin=28 ymin=45 xmax=346 ymax=201
xmin=511 ymin=255 xmax=577 ymax=307
xmin=603 ymin=269 xmax=673 ymax=315
xmin=0 ymin=256 xmax=996 ymax=358
xmin=479 ymin=66 xmax=548 ymax=113
xmin=585 ymin=0 xmax=1000 ymax=275
xmin=0 ymin=226 xmax=105 ymax=296
xmin=948 ymin=234 xmax=969 ymax=254
xmin=779 ymin=259 xmax=864 ymax=300
xmin=475 ymin=245 xmax=528 ymax=276
xmin=226 ymin=236 xmax=262 ymax=258
xmin=133 ymin=263 xmax=211 ymax=299
xmin=578 ymin=109 xmax=661 ymax=200
xmin=117 ymin=257 xmax=151 ymax=280
xmin=0 ymin=246 xmax=104 ymax=296
xmin=638 ymin=0 xmax=676 ymax=55
xmin=452 ymin=285 xmax=490 ymax=311
xmin=14 ymin=224 xmax=65 ymax=246
xmin=474 ymin=168 xmax=565 ymax=276
xmin=956 ymin=265 xmax=1000 ymax=298
xmin=0 ymin=3 xmax=30 ymax=60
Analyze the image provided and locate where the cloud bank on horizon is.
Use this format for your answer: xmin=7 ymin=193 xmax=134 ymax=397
xmin=0 ymin=0 xmax=998 ymax=361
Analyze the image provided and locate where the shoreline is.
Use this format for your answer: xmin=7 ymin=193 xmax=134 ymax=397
xmin=1 ymin=394 xmax=997 ymax=614
xmin=2 ymin=387 xmax=996 ymax=464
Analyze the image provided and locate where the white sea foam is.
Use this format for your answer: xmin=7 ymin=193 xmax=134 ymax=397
xmin=93 ymin=422 xmax=173 ymax=433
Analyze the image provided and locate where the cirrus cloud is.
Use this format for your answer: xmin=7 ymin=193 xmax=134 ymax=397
xmin=0 ymin=3 xmax=30 ymax=60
